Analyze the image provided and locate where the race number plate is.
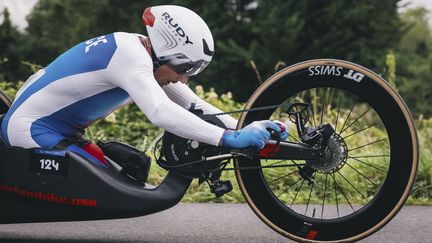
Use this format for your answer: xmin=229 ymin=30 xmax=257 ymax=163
xmin=31 ymin=149 xmax=69 ymax=177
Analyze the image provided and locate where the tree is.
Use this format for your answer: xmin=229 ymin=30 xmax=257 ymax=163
xmin=21 ymin=0 xmax=403 ymax=101
xmin=0 ymin=8 xmax=29 ymax=82
xmin=395 ymin=7 xmax=432 ymax=117
xmin=212 ymin=0 xmax=403 ymax=100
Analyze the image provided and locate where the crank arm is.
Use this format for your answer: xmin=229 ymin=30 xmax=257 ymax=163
xmin=205 ymin=149 xmax=258 ymax=162
xmin=205 ymin=153 xmax=240 ymax=161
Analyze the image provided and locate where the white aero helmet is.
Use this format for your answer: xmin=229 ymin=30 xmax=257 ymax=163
xmin=142 ymin=5 xmax=214 ymax=77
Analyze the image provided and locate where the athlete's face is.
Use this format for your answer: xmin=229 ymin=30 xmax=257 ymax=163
xmin=154 ymin=65 xmax=189 ymax=86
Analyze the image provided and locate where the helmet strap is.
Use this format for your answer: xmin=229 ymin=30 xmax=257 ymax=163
xmin=139 ymin=36 xmax=161 ymax=71
xmin=151 ymin=49 xmax=161 ymax=71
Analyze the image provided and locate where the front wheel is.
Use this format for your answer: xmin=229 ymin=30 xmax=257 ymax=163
xmin=235 ymin=59 xmax=418 ymax=242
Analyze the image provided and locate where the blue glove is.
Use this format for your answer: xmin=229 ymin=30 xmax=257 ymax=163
xmin=273 ymin=120 xmax=289 ymax=141
xmin=221 ymin=120 xmax=283 ymax=149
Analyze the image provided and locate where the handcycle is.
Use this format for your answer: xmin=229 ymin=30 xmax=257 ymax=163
xmin=0 ymin=59 xmax=418 ymax=242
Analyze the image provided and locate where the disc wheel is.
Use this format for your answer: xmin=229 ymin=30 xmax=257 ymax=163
xmin=234 ymin=59 xmax=418 ymax=242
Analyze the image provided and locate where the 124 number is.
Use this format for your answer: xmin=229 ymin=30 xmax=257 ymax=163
xmin=40 ymin=159 xmax=59 ymax=171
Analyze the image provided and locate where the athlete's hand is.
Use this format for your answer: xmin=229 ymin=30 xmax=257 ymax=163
xmin=272 ymin=120 xmax=289 ymax=141
xmin=221 ymin=120 xmax=283 ymax=149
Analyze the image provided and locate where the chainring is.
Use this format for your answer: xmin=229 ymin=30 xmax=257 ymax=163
xmin=160 ymin=108 xmax=229 ymax=178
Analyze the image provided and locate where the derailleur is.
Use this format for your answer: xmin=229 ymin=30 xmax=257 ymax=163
xmin=286 ymin=102 xmax=334 ymax=147
xmin=287 ymin=103 xmax=337 ymax=184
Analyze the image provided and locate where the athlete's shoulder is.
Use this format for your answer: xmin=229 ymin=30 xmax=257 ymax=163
xmin=113 ymin=32 xmax=147 ymax=52
xmin=111 ymin=32 xmax=152 ymax=65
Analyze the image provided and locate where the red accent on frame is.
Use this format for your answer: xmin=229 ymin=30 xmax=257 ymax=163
xmin=142 ymin=7 xmax=155 ymax=27
xmin=306 ymin=230 xmax=318 ymax=240
xmin=259 ymin=143 xmax=281 ymax=157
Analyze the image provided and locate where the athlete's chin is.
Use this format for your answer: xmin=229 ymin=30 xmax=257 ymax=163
xmin=156 ymin=79 xmax=170 ymax=86
xmin=157 ymin=79 xmax=180 ymax=86
xmin=168 ymin=80 xmax=180 ymax=85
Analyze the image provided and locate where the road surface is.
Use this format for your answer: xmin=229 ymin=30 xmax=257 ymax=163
xmin=0 ymin=204 xmax=430 ymax=242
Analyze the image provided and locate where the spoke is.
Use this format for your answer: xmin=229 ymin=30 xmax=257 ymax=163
xmin=349 ymin=157 xmax=387 ymax=173
xmin=338 ymin=100 xmax=356 ymax=134
xmin=261 ymin=164 xmax=305 ymax=169
xmin=277 ymin=176 xmax=302 ymax=197
xmin=290 ymin=179 xmax=305 ymax=207
xmin=269 ymin=169 xmax=299 ymax=183
xmin=310 ymin=104 xmax=317 ymax=127
xmin=290 ymin=160 xmax=303 ymax=167
xmin=332 ymin=173 xmax=355 ymax=212
xmin=332 ymin=174 xmax=340 ymax=217
xmin=340 ymin=108 xmax=371 ymax=134
xmin=336 ymin=171 xmax=368 ymax=199
xmin=305 ymin=182 xmax=315 ymax=216
xmin=345 ymin=162 xmax=377 ymax=186
xmin=334 ymin=92 xmax=343 ymax=132
xmin=328 ymin=88 xmax=335 ymax=109
xmin=310 ymin=89 xmax=318 ymax=127
xmin=343 ymin=122 xmax=378 ymax=139
xmin=298 ymin=90 xmax=306 ymax=103
xmin=265 ymin=160 xmax=285 ymax=166
xmin=320 ymin=88 xmax=327 ymax=125
xmin=350 ymin=154 xmax=389 ymax=159
xmin=348 ymin=138 xmax=387 ymax=152
xmin=289 ymin=133 xmax=300 ymax=143
xmin=321 ymin=174 xmax=328 ymax=219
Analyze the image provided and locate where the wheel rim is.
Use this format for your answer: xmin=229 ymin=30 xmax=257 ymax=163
xmin=235 ymin=59 xmax=418 ymax=242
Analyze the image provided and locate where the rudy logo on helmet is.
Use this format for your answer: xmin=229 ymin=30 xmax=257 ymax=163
xmin=142 ymin=5 xmax=214 ymax=77
xmin=161 ymin=12 xmax=193 ymax=45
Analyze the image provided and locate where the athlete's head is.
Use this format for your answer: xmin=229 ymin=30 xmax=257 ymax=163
xmin=142 ymin=5 xmax=214 ymax=81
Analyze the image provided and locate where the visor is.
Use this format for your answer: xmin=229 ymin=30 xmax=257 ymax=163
xmin=166 ymin=59 xmax=209 ymax=77
xmin=158 ymin=54 xmax=210 ymax=77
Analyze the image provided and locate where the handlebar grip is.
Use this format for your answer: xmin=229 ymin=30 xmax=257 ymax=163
xmin=266 ymin=127 xmax=281 ymax=140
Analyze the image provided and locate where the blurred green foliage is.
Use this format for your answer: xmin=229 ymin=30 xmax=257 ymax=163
xmin=395 ymin=7 xmax=432 ymax=117
xmin=1 ymin=83 xmax=430 ymax=204
xmin=0 ymin=0 xmax=430 ymax=203
xmin=0 ymin=0 xmax=409 ymax=101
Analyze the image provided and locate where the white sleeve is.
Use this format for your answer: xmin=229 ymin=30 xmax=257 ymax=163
xmin=107 ymin=33 xmax=225 ymax=146
xmin=162 ymin=82 xmax=238 ymax=129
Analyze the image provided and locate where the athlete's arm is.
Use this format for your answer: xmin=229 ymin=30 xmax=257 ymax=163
xmin=108 ymin=33 xmax=224 ymax=146
xmin=162 ymin=82 xmax=238 ymax=129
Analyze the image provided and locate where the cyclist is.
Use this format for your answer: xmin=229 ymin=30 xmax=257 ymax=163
xmin=0 ymin=5 xmax=287 ymax=172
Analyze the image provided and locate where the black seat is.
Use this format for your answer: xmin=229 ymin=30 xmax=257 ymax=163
xmin=0 ymin=138 xmax=192 ymax=224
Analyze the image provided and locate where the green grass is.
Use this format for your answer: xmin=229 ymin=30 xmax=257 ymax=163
xmin=1 ymin=82 xmax=431 ymax=205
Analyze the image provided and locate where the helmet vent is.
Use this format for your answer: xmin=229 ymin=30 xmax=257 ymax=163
xmin=203 ymin=39 xmax=214 ymax=56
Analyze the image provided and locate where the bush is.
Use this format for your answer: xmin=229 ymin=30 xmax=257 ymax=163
xmin=0 ymin=82 xmax=430 ymax=205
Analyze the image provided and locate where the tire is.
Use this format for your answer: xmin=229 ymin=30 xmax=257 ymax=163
xmin=234 ymin=59 xmax=418 ymax=242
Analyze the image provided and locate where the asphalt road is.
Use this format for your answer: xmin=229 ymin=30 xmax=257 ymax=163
xmin=0 ymin=204 xmax=430 ymax=243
